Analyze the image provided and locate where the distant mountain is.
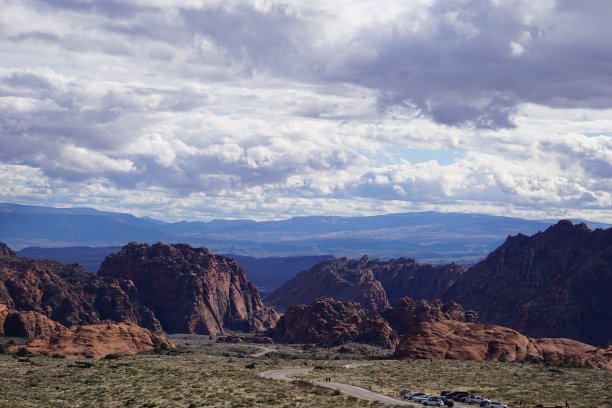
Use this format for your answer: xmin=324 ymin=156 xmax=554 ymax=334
xmin=17 ymin=246 xmax=121 ymax=274
xmin=4 ymin=202 xmax=606 ymax=263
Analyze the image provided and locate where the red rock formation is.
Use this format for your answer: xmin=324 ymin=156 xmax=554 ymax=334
xmin=266 ymin=256 xmax=389 ymax=312
xmin=98 ymin=242 xmax=278 ymax=335
xmin=0 ymin=245 xmax=161 ymax=332
xmin=382 ymin=297 xmax=479 ymax=335
xmin=373 ymin=258 xmax=466 ymax=305
xmin=445 ymin=221 xmax=612 ymax=346
xmin=272 ymin=297 xmax=399 ymax=348
xmin=12 ymin=321 xmax=175 ymax=359
xmin=0 ymin=243 xmax=15 ymax=259
xmin=392 ymin=320 xmax=611 ymax=369
xmin=0 ymin=304 xmax=64 ymax=338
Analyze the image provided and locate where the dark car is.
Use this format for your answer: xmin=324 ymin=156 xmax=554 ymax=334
xmin=440 ymin=396 xmax=455 ymax=407
xmin=440 ymin=391 xmax=452 ymax=397
xmin=452 ymin=392 xmax=470 ymax=401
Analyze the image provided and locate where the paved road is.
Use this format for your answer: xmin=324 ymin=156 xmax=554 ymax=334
xmin=258 ymin=368 xmax=410 ymax=406
xmin=320 ymin=382 xmax=411 ymax=406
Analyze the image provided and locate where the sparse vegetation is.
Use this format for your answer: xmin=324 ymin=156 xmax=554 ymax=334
xmin=0 ymin=335 xmax=608 ymax=408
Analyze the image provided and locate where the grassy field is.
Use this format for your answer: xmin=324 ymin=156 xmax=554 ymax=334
xmin=0 ymin=336 xmax=609 ymax=408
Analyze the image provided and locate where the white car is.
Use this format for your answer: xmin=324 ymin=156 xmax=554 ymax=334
xmin=467 ymin=396 xmax=490 ymax=405
xmin=486 ymin=402 xmax=508 ymax=408
xmin=405 ymin=392 xmax=425 ymax=400
xmin=422 ymin=397 xmax=444 ymax=406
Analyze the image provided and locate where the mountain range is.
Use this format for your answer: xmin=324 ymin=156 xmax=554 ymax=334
xmin=2 ymin=203 xmax=608 ymax=263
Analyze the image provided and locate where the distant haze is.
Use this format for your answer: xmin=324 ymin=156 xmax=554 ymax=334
xmin=3 ymin=203 xmax=608 ymax=264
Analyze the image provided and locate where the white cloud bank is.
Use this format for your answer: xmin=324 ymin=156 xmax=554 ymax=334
xmin=0 ymin=0 xmax=610 ymax=222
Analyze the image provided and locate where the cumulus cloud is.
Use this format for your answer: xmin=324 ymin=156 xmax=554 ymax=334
xmin=0 ymin=0 xmax=610 ymax=222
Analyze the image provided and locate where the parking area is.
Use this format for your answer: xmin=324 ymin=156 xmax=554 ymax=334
xmin=399 ymin=390 xmax=510 ymax=408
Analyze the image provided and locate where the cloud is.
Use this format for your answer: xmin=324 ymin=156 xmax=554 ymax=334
xmin=0 ymin=0 xmax=610 ymax=222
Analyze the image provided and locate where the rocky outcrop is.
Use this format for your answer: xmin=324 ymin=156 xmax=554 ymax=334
xmin=98 ymin=242 xmax=278 ymax=335
xmin=445 ymin=221 xmax=612 ymax=346
xmin=272 ymin=297 xmax=399 ymax=348
xmin=0 ymin=246 xmax=161 ymax=332
xmin=0 ymin=243 xmax=15 ymax=259
xmin=266 ymin=256 xmax=389 ymax=312
xmin=373 ymin=259 xmax=466 ymax=305
xmin=266 ymin=256 xmax=466 ymax=313
xmin=382 ymin=297 xmax=479 ymax=335
xmin=0 ymin=247 xmax=161 ymax=331
xmin=0 ymin=304 xmax=64 ymax=338
xmin=12 ymin=321 xmax=175 ymax=359
xmin=392 ymin=320 xmax=611 ymax=369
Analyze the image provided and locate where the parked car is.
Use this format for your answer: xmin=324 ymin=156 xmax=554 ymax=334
xmin=442 ymin=399 xmax=454 ymax=407
xmin=399 ymin=389 xmax=412 ymax=397
xmin=485 ymin=402 xmax=508 ymax=408
xmin=466 ymin=396 xmax=490 ymax=405
xmin=452 ymin=392 xmax=470 ymax=401
xmin=422 ymin=397 xmax=444 ymax=406
xmin=440 ymin=391 xmax=452 ymax=396
xmin=405 ymin=392 xmax=425 ymax=400
xmin=412 ymin=394 xmax=430 ymax=403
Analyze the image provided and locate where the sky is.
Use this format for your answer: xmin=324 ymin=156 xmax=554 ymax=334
xmin=0 ymin=0 xmax=611 ymax=222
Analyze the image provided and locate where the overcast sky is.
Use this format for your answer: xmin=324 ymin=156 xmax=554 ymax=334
xmin=1 ymin=0 xmax=611 ymax=222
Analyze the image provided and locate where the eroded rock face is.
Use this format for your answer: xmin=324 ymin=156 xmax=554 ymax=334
xmin=445 ymin=220 xmax=612 ymax=346
xmin=266 ymin=256 xmax=467 ymax=313
xmin=0 ymin=304 xmax=64 ymax=338
xmin=0 ymin=243 xmax=15 ymax=259
xmin=12 ymin=321 xmax=175 ymax=359
xmin=266 ymin=256 xmax=389 ymax=313
xmin=272 ymin=297 xmax=399 ymax=348
xmin=392 ymin=320 xmax=611 ymax=369
xmin=0 ymin=246 xmax=161 ymax=332
xmin=373 ymin=259 xmax=466 ymax=305
xmin=98 ymin=242 xmax=278 ymax=335
xmin=382 ymin=297 xmax=479 ymax=335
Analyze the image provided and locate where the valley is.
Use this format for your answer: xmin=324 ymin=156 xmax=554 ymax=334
xmin=0 ymin=336 xmax=609 ymax=407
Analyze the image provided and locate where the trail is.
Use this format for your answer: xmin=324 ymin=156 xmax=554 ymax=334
xmin=250 ymin=346 xmax=275 ymax=357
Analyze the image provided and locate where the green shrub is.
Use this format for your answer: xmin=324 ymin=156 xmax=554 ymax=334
xmin=15 ymin=347 xmax=29 ymax=357
xmin=51 ymin=353 xmax=66 ymax=359
xmin=103 ymin=353 xmax=122 ymax=360
xmin=0 ymin=344 xmax=7 ymax=354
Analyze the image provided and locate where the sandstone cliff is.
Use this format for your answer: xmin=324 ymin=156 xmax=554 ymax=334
xmin=392 ymin=320 xmax=611 ymax=369
xmin=272 ymin=297 xmax=399 ymax=348
xmin=98 ymin=242 xmax=278 ymax=335
xmin=0 ymin=245 xmax=161 ymax=332
xmin=373 ymin=258 xmax=466 ymax=304
xmin=12 ymin=321 xmax=174 ymax=359
xmin=266 ymin=256 xmax=467 ymax=313
xmin=445 ymin=220 xmax=612 ymax=346
xmin=382 ymin=297 xmax=479 ymax=335
xmin=0 ymin=303 xmax=64 ymax=338
xmin=266 ymin=256 xmax=389 ymax=312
